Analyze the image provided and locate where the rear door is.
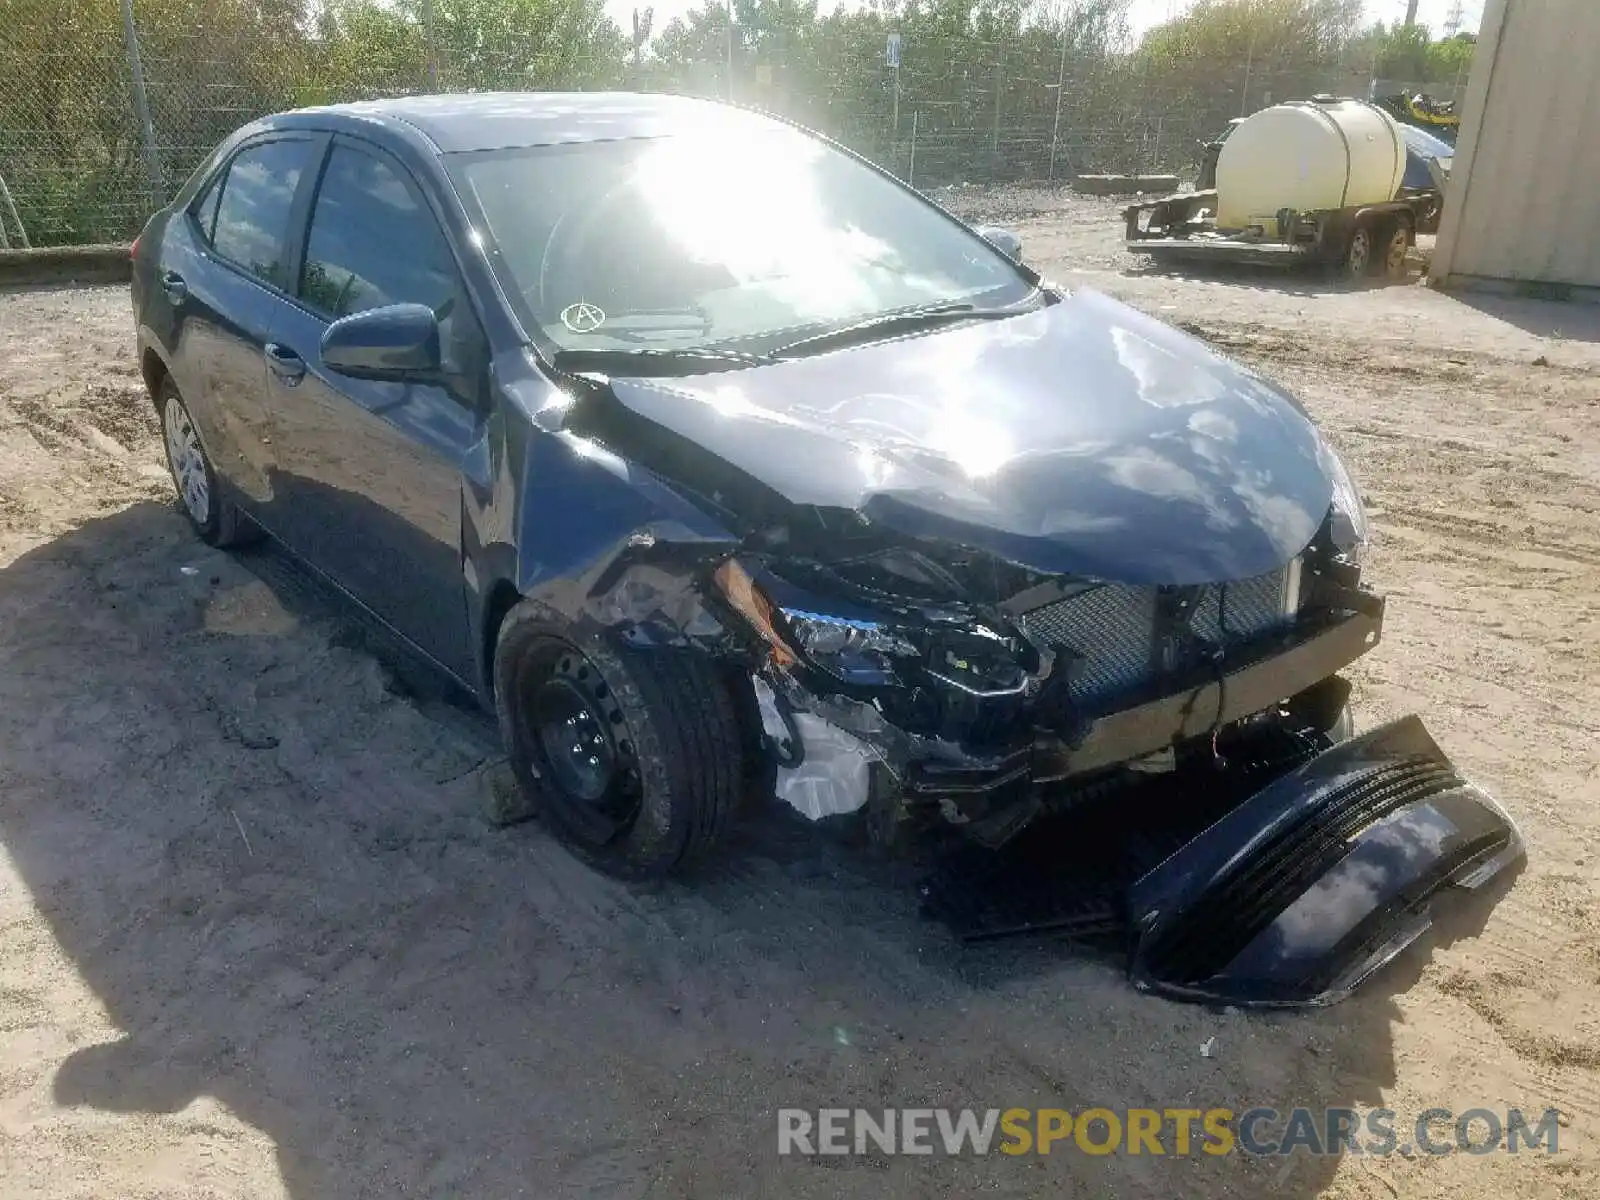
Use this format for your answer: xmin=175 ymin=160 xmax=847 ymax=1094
xmin=164 ymin=135 xmax=324 ymax=510
xmin=264 ymin=136 xmax=486 ymax=679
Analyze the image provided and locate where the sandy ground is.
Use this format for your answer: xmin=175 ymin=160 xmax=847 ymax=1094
xmin=2 ymin=191 xmax=1600 ymax=1199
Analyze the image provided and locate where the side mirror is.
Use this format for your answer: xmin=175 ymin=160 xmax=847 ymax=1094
xmin=321 ymin=303 xmax=441 ymax=380
xmin=975 ymin=225 xmax=1024 ymax=263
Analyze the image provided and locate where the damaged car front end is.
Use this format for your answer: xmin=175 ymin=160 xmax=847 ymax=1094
xmin=709 ymin=507 xmax=1379 ymax=849
xmin=539 ymin=291 xmax=1521 ymax=1008
xmin=578 ymin=288 xmax=1386 ymax=850
xmin=453 ymin=100 xmax=1521 ymax=1007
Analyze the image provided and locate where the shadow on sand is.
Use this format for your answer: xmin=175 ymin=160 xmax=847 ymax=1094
xmin=1123 ymin=255 xmax=1417 ymax=299
xmin=1446 ymin=289 xmax=1600 ymax=344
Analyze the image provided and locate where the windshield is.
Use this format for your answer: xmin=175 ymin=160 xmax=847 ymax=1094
xmin=449 ymin=127 xmax=1034 ymax=354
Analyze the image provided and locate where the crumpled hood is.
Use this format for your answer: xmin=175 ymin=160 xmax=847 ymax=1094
xmin=604 ymin=289 xmax=1335 ymax=585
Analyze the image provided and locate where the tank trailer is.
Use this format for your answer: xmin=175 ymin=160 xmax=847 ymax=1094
xmin=1123 ymin=96 xmax=1440 ymax=280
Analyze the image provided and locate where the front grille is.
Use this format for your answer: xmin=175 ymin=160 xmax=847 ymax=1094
xmin=1020 ymin=582 xmax=1159 ymax=704
xmin=1018 ymin=563 xmax=1299 ymax=707
xmin=1187 ymin=563 xmax=1298 ymax=647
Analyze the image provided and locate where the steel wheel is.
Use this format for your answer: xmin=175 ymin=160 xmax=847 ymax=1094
xmin=1379 ymin=225 xmax=1410 ymax=279
xmin=520 ymin=646 xmax=641 ymax=843
xmin=162 ymin=392 xmax=211 ymax=527
xmin=493 ymin=598 xmax=748 ymax=877
xmin=1343 ymin=226 xmax=1372 ymax=279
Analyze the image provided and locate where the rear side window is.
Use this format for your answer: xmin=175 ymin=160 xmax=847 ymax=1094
xmin=210 ymin=139 xmax=318 ymax=290
xmin=299 ymin=144 xmax=456 ymax=319
xmin=190 ymin=174 xmax=222 ymax=242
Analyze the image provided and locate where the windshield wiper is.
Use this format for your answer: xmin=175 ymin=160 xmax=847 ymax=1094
xmin=771 ymin=299 xmax=1033 ymax=359
xmin=549 ymin=346 xmax=774 ymax=377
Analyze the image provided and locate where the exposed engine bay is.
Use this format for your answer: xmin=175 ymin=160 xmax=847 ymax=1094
xmin=710 ymin=501 xmax=1379 ymax=849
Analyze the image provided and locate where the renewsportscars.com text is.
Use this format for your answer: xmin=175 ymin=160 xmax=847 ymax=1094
xmin=776 ymin=1107 xmax=1562 ymax=1157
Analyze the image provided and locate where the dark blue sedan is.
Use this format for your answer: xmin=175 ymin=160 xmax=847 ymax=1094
xmin=131 ymin=94 xmax=1520 ymax=1005
xmin=130 ymin=87 xmax=1378 ymax=863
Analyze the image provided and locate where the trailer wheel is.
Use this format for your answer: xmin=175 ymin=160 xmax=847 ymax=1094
xmin=1341 ymin=222 xmax=1374 ymax=281
xmin=1375 ymin=219 xmax=1411 ymax=281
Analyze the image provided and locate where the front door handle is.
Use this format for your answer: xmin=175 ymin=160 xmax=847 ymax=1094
xmin=264 ymin=342 xmax=306 ymax=385
xmin=160 ymin=270 xmax=187 ymax=303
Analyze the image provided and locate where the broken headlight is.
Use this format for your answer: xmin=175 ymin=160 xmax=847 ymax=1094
xmin=1322 ymin=441 xmax=1369 ymax=563
xmin=780 ymin=608 xmax=920 ymax=686
xmin=925 ymin=624 xmax=1030 ymax=694
xmin=714 ymin=558 xmax=1032 ymax=695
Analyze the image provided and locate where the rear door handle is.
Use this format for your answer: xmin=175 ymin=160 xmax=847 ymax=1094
xmin=264 ymin=342 xmax=306 ymax=385
xmin=160 ymin=270 xmax=187 ymax=303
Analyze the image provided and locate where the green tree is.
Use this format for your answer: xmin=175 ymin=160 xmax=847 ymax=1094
xmin=644 ymin=0 xmax=1134 ymax=179
xmin=1137 ymin=0 xmax=1365 ymax=66
xmin=1129 ymin=0 xmax=1369 ymax=165
xmin=0 ymin=0 xmax=317 ymax=243
xmin=1367 ymin=20 xmax=1431 ymax=80
xmin=1358 ymin=21 xmax=1474 ymax=85
xmin=314 ymin=0 xmax=628 ymax=96
xmin=1426 ymin=31 xmax=1475 ymax=85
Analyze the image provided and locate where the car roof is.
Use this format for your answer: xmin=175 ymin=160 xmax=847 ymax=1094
xmin=289 ymin=91 xmax=790 ymax=154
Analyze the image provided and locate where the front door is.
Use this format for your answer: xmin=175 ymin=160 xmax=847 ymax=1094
xmin=264 ymin=138 xmax=486 ymax=680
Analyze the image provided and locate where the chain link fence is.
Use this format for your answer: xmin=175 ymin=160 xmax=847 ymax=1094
xmin=0 ymin=5 xmax=1391 ymax=248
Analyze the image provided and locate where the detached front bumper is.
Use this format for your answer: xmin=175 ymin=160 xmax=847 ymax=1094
xmin=920 ymin=714 xmax=1523 ymax=1008
xmin=1126 ymin=715 xmax=1524 ymax=1006
xmin=754 ymin=591 xmax=1523 ymax=1008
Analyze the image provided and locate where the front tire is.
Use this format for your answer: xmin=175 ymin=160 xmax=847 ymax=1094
xmin=156 ymin=376 xmax=255 ymax=548
xmin=493 ymin=598 xmax=746 ymax=878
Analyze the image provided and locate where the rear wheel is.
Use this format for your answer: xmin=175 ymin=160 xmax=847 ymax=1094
xmin=1374 ymin=219 xmax=1411 ymax=281
xmin=156 ymin=376 xmax=256 ymax=548
xmin=493 ymin=598 xmax=745 ymax=878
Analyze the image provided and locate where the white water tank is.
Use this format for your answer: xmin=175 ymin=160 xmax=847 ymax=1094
xmin=1215 ymin=98 xmax=1407 ymax=231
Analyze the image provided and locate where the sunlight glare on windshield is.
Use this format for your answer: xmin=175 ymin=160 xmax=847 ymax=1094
xmin=631 ymin=130 xmax=910 ymax=321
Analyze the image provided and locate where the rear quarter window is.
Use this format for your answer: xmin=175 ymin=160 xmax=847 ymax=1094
xmin=190 ymin=173 xmax=222 ymax=243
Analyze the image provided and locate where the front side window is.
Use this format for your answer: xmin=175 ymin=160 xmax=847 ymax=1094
xmin=299 ymin=144 xmax=457 ymax=320
xmin=450 ymin=123 xmax=1033 ymax=353
xmin=210 ymin=139 xmax=317 ymax=289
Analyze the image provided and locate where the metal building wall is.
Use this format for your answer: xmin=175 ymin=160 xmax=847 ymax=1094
xmin=1431 ymin=0 xmax=1600 ymax=292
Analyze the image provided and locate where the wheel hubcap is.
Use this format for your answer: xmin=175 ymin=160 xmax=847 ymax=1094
xmin=163 ymin=396 xmax=211 ymax=526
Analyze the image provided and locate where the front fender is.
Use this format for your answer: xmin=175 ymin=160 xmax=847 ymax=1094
xmin=500 ymin=427 xmax=742 ymax=646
